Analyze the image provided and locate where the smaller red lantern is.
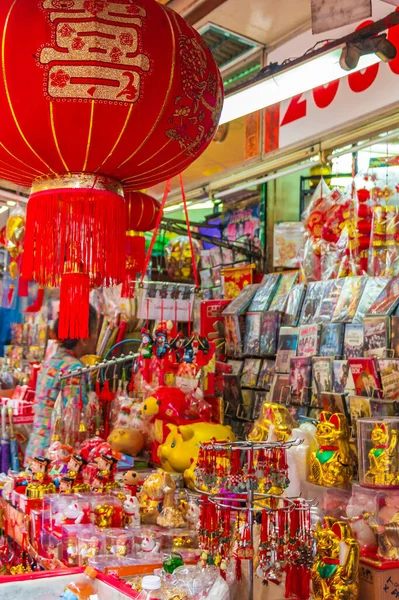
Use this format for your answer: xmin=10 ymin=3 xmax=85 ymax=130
xmin=123 ymin=192 xmax=161 ymax=298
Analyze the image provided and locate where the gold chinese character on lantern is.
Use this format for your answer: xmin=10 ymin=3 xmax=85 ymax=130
xmin=40 ymin=0 xmax=150 ymax=103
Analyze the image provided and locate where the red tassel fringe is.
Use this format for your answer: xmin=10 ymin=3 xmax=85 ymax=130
xmin=59 ymin=273 xmax=90 ymax=340
xmin=25 ymin=287 xmax=44 ymax=313
xmin=22 ymin=188 xmax=126 ymax=287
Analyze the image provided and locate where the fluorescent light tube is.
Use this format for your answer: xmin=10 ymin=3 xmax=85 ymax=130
xmin=219 ymin=48 xmax=381 ymax=125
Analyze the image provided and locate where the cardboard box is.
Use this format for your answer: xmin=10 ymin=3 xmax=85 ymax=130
xmin=360 ymin=559 xmax=399 ymax=600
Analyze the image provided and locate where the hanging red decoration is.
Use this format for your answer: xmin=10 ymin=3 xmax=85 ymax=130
xmin=0 ymin=0 xmax=223 ymax=337
xmin=122 ymin=191 xmax=161 ymax=297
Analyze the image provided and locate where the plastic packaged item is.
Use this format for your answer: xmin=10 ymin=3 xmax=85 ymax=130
xmin=88 ymin=494 xmax=123 ymax=528
xmin=58 ymin=566 xmax=97 ymax=600
xmin=136 ymin=575 xmax=165 ymax=600
xmin=135 ymin=530 xmax=163 ymax=556
xmin=77 ymin=527 xmax=104 ymax=566
xmin=346 ymin=483 xmax=378 ymax=553
xmin=104 ymin=528 xmax=134 ymax=556
xmin=45 ymin=494 xmax=90 ymax=533
xmin=358 ymin=417 xmax=399 ymax=488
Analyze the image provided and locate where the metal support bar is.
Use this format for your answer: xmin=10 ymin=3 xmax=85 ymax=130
xmin=59 ymin=352 xmax=138 ymax=380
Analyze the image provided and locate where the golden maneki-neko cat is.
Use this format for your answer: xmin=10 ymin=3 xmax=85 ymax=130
xmin=312 ymin=517 xmax=359 ymax=600
xmin=248 ymin=402 xmax=295 ymax=443
xmin=309 ymin=412 xmax=353 ymax=488
xmin=365 ymin=422 xmax=399 ymax=487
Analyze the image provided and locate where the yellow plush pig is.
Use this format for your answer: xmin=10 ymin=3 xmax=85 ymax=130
xmin=157 ymin=422 xmax=235 ymax=488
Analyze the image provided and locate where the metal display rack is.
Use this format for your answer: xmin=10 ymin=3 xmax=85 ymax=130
xmin=197 ymin=438 xmax=314 ymax=600
xmin=59 ymin=351 xmax=139 ymax=381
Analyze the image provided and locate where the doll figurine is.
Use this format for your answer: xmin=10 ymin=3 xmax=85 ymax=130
xmin=79 ymin=537 xmax=100 ymax=565
xmin=67 ymin=454 xmax=89 ymax=493
xmin=50 ymin=444 xmax=73 ymax=475
xmin=95 ymin=452 xmax=119 ymax=491
xmin=26 ymin=457 xmax=56 ymax=497
xmin=91 ymin=474 xmax=105 ymax=493
xmin=139 ymin=328 xmax=154 ymax=383
xmin=59 ymin=476 xmax=74 ymax=494
xmin=110 ymin=535 xmax=130 ymax=556
xmin=66 ymin=540 xmax=78 ymax=566
xmin=309 ymin=412 xmax=353 ymax=488
xmin=182 ymin=335 xmax=195 ymax=364
xmin=176 ymin=362 xmax=210 ymax=421
xmin=155 ymin=323 xmax=169 ymax=360
xmin=95 ymin=452 xmax=118 ymax=478
xmin=365 ymin=423 xmax=399 ymax=487
xmin=312 ymin=518 xmax=359 ymax=600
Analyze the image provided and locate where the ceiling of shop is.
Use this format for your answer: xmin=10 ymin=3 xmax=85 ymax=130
xmin=195 ymin=0 xmax=311 ymax=47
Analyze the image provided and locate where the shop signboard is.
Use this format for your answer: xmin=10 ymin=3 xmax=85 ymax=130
xmin=264 ymin=1 xmax=399 ymax=154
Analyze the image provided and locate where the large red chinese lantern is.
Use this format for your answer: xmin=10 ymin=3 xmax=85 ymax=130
xmin=0 ymin=0 xmax=223 ymax=338
xmin=123 ymin=191 xmax=160 ymax=297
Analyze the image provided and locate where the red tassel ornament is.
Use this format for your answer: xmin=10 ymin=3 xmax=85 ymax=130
xmin=22 ymin=175 xmax=126 ymax=338
xmin=59 ymin=274 xmax=90 ymax=340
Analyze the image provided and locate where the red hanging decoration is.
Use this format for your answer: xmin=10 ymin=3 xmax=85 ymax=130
xmin=0 ymin=1 xmax=223 ymax=334
xmin=25 ymin=286 xmax=44 ymax=313
xmin=122 ymin=191 xmax=161 ymax=298
xmin=59 ymin=273 xmax=90 ymax=339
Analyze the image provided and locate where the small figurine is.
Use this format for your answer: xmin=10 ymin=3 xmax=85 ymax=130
xmin=54 ymin=501 xmax=84 ymax=527
xmin=66 ymin=539 xmax=78 ymax=566
xmin=176 ymin=361 xmax=210 ymax=421
xmin=312 ymin=518 xmax=359 ymax=600
xmin=94 ymin=452 xmax=119 ymax=491
xmin=67 ymin=454 xmax=89 ymax=492
xmin=59 ymin=476 xmax=74 ymax=494
xmin=123 ymin=494 xmax=140 ymax=528
xmin=140 ymin=328 xmax=154 ymax=359
xmin=95 ymin=452 xmax=118 ymax=477
xmin=79 ymin=536 xmax=101 ymax=565
xmin=139 ymin=328 xmax=154 ymax=383
xmin=154 ymin=323 xmax=169 ymax=359
xmin=110 ymin=535 xmax=130 ymax=556
xmin=157 ymin=474 xmax=185 ymax=528
xmin=139 ymin=536 xmax=161 ymax=554
xmin=26 ymin=457 xmax=56 ymax=497
xmin=139 ymin=471 xmax=167 ymax=525
xmin=121 ymin=470 xmax=141 ymax=496
xmin=365 ymin=422 xmax=399 ymax=486
xmin=91 ymin=474 xmax=105 ymax=493
xmin=309 ymin=412 xmax=353 ymax=488
xmin=182 ymin=335 xmax=195 ymax=364
xmin=50 ymin=444 xmax=73 ymax=475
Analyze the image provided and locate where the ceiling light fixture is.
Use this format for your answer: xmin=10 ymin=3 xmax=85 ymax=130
xmin=219 ymin=48 xmax=381 ymax=125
